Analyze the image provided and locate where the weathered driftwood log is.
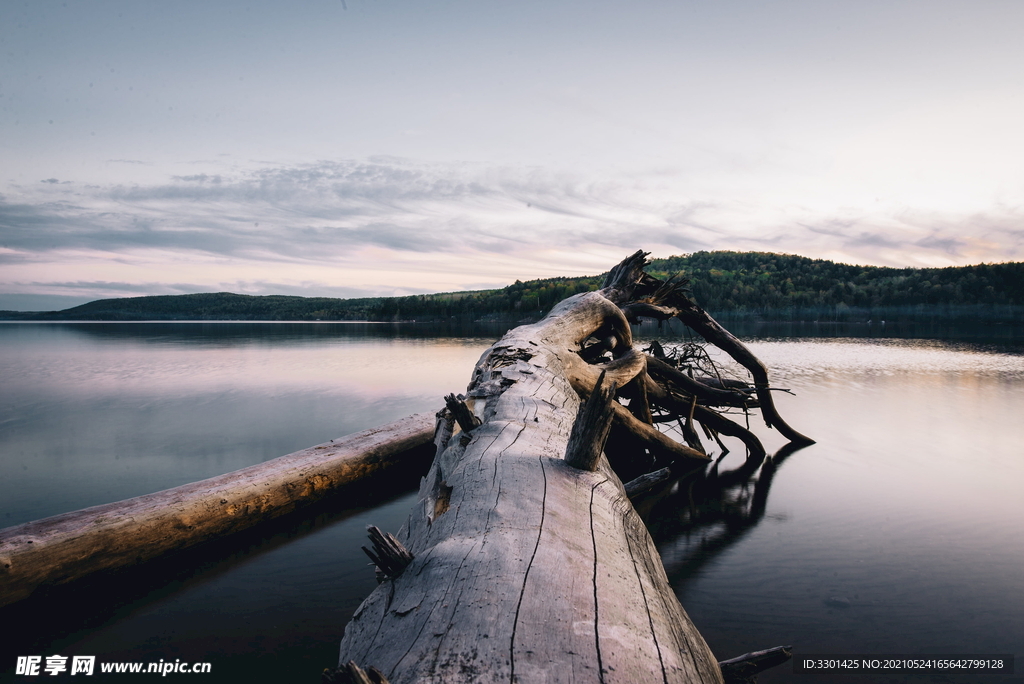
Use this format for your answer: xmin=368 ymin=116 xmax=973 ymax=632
xmin=718 ymin=646 xmax=793 ymax=684
xmin=0 ymin=413 xmax=435 ymax=608
xmin=334 ymin=251 xmax=810 ymax=683
xmin=337 ymin=260 xmax=729 ymax=684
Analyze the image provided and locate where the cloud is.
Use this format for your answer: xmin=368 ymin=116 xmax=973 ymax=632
xmin=4 ymin=278 xmax=390 ymax=300
xmin=173 ymin=174 xmax=223 ymax=183
xmin=0 ymin=293 xmax=97 ymax=312
xmin=915 ymin=235 xmax=966 ymax=255
xmin=1 ymin=160 xmax=552 ymax=261
xmin=22 ymin=280 xmax=196 ymax=294
xmin=3 ymin=157 xmax=1024 ymax=304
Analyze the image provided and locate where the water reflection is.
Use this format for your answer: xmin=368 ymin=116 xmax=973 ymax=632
xmin=0 ymin=323 xmax=491 ymax=525
xmin=0 ymin=470 xmax=430 ymax=683
xmin=2 ymin=324 xmax=1023 ymax=684
xmin=640 ymin=442 xmax=810 ymax=585
xmin=702 ymin=317 xmax=1024 ymax=346
xmin=1 ymin=320 xmax=518 ymax=345
xmin=630 ymin=316 xmax=1024 ymax=350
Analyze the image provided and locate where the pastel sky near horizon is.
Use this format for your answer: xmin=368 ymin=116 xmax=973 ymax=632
xmin=2 ymin=0 xmax=1023 ymax=310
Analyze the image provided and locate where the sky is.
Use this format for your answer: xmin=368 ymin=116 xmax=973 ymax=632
xmin=2 ymin=0 xmax=1023 ymax=310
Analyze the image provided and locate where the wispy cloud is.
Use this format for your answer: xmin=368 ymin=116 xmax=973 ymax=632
xmin=2 ymin=157 xmax=1023 ymax=307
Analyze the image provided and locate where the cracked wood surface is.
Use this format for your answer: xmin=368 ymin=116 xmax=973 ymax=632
xmin=0 ymin=413 xmax=435 ymax=608
xmin=338 ymin=292 xmax=723 ymax=683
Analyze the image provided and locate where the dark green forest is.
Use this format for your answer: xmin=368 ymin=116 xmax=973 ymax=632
xmin=649 ymin=252 xmax=1024 ymax=320
xmin=4 ymin=251 xmax=1023 ymax=322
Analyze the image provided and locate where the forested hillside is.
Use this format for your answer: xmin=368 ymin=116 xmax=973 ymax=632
xmin=368 ymin=251 xmax=1024 ymax=322
xmin=3 ymin=252 xmax=1022 ymax=322
xmin=39 ymin=292 xmax=388 ymax=321
xmin=650 ymin=252 xmax=1024 ymax=314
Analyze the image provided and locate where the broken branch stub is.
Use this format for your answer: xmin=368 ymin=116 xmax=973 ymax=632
xmin=624 ymin=467 xmax=674 ymax=499
xmin=443 ymin=393 xmax=480 ymax=434
xmin=718 ymin=645 xmax=793 ymax=684
xmin=323 ymin=661 xmax=391 ymax=684
xmin=619 ymin=365 xmax=654 ymax=424
xmin=564 ymin=370 xmax=618 ymax=471
xmin=360 ymin=525 xmax=413 ymax=582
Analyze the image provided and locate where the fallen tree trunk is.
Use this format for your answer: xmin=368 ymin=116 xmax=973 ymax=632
xmin=336 ymin=295 xmax=719 ymax=683
xmin=0 ymin=413 xmax=436 ymax=608
xmin=334 ymin=252 xmax=811 ymax=683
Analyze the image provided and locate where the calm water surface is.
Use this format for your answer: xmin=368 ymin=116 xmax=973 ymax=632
xmin=1 ymin=322 xmax=1023 ymax=682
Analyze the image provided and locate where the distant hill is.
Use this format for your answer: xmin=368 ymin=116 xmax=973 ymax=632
xmin=649 ymin=252 xmax=1024 ymax=318
xmin=3 ymin=251 xmax=1023 ymax=322
xmin=30 ymin=292 xmax=388 ymax=321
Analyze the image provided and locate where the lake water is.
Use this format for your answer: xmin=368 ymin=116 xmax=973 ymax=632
xmin=2 ymin=322 xmax=1023 ymax=683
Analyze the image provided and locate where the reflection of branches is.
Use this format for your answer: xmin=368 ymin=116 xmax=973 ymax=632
xmin=635 ymin=441 xmax=810 ymax=585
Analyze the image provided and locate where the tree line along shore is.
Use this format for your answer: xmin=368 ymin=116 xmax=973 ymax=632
xmin=3 ymin=251 xmax=1023 ymax=323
